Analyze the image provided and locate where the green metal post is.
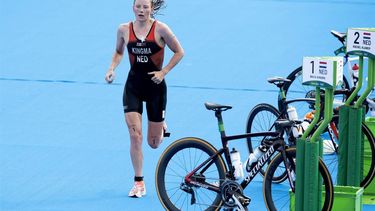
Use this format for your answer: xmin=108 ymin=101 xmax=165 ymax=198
xmin=311 ymin=89 xmax=333 ymax=143
xmin=303 ymin=141 xmax=320 ymax=211
xmin=347 ymin=106 xmax=363 ymax=186
xmin=296 ymin=86 xmax=334 ymax=211
xmin=302 ymin=87 xmax=321 ymax=140
xmin=296 ymin=137 xmax=306 ymax=211
xmin=345 ymin=58 xmax=374 ymax=187
xmin=296 ymin=86 xmax=321 ymax=210
xmin=307 ymin=88 xmax=333 ymax=211
xmin=296 ymin=57 xmax=341 ymax=211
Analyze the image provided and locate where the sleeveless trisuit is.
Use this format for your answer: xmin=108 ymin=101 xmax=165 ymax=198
xmin=123 ymin=21 xmax=166 ymax=122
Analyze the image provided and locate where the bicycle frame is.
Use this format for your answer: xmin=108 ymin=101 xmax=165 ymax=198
xmin=184 ymin=132 xmax=293 ymax=191
xmin=184 ymin=110 xmax=296 ymax=194
xmin=240 ymin=138 xmax=295 ymax=191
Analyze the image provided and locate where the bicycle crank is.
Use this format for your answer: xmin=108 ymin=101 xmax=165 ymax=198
xmin=220 ymin=180 xmax=250 ymax=209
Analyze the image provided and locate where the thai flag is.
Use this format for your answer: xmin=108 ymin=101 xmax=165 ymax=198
xmin=319 ymin=61 xmax=327 ymax=69
xmin=363 ymin=32 xmax=371 ymax=40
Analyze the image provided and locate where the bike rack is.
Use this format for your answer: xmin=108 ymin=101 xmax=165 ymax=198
xmin=338 ymin=28 xmax=375 ymax=188
xmin=295 ymin=56 xmax=341 ymax=211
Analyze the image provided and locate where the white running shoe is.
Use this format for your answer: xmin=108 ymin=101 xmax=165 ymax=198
xmin=128 ymin=181 xmax=146 ymax=198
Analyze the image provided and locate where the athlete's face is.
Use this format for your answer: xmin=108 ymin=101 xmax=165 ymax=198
xmin=133 ymin=0 xmax=153 ymax=22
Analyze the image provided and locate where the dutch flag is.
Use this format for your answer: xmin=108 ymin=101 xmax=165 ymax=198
xmin=363 ymin=32 xmax=371 ymax=40
xmin=319 ymin=61 xmax=327 ymax=69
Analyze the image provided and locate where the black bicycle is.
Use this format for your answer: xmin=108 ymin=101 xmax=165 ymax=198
xmin=246 ymin=77 xmax=375 ymax=188
xmin=156 ymin=102 xmax=333 ymax=211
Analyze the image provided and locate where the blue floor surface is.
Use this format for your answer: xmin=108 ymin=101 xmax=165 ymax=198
xmin=1 ymin=0 xmax=375 ymax=210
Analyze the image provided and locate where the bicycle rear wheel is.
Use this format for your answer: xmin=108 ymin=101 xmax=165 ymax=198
xmin=155 ymin=137 xmax=227 ymax=211
xmin=263 ymin=148 xmax=334 ymax=211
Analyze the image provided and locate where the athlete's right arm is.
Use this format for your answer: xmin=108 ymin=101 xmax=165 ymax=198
xmin=105 ymin=24 xmax=127 ymax=83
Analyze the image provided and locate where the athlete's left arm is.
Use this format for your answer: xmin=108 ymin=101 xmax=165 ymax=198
xmin=160 ymin=24 xmax=184 ymax=74
xmin=149 ymin=23 xmax=184 ymax=84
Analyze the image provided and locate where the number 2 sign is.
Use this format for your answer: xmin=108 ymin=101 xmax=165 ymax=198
xmin=347 ymin=28 xmax=375 ymax=58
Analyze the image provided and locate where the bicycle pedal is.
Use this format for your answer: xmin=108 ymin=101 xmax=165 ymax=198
xmin=236 ymin=194 xmax=251 ymax=206
xmin=163 ymin=129 xmax=171 ymax=137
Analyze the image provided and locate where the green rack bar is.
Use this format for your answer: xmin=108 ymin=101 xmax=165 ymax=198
xmin=296 ymin=86 xmax=334 ymax=211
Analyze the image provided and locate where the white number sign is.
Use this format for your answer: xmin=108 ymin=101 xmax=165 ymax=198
xmin=302 ymin=57 xmax=343 ymax=89
xmin=347 ymin=28 xmax=375 ymax=58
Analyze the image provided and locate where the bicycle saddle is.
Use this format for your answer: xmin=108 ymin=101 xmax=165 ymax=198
xmin=204 ymin=102 xmax=232 ymax=111
xmin=331 ymin=30 xmax=346 ymax=44
xmin=267 ymin=77 xmax=291 ymax=88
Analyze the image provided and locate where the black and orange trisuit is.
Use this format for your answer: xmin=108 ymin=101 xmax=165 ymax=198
xmin=123 ymin=20 xmax=167 ymax=122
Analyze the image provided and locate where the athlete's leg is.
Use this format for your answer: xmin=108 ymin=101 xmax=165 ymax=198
xmin=147 ymin=120 xmax=164 ymax=149
xmin=125 ymin=112 xmax=143 ymax=176
xmin=123 ymin=80 xmax=147 ymax=197
xmin=146 ymin=81 xmax=167 ymax=148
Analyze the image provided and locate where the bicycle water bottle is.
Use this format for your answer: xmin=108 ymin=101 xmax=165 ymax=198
xmin=230 ymin=148 xmax=244 ymax=179
xmin=245 ymin=145 xmax=266 ymax=172
xmin=287 ymin=106 xmax=298 ymax=120
xmin=300 ymin=111 xmax=314 ymax=132
xmin=287 ymin=106 xmax=300 ymax=137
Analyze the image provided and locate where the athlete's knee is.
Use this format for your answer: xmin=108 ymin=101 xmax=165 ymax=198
xmin=129 ymin=126 xmax=142 ymax=142
xmin=148 ymin=136 xmax=162 ymax=149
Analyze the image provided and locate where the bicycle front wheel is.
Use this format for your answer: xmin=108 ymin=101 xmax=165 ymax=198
xmin=155 ymin=137 xmax=227 ymax=211
xmin=246 ymin=103 xmax=280 ymax=154
xmin=263 ymin=148 xmax=334 ymax=211
xmin=246 ymin=103 xmax=281 ymax=177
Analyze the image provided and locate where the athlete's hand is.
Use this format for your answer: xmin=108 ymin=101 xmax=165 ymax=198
xmin=105 ymin=69 xmax=115 ymax=83
xmin=149 ymin=70 xmax=166 ymax=84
